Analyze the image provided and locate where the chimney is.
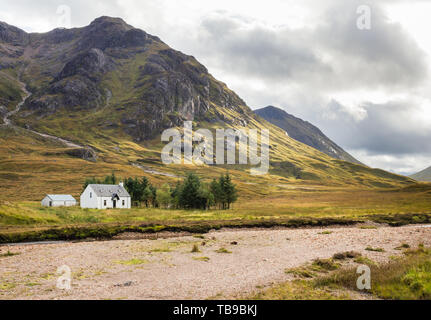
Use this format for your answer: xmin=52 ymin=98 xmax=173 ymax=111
xmin=119 ymin=181 xmax=124 ymax=187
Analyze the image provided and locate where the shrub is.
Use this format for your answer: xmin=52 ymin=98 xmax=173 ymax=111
xmin=366 ymin=247 xmax=385 ymax=252
xmin=333 ymin=251 xmax=361 ymax=260
xmin=216 ymin=247 xmax=232 ymax=254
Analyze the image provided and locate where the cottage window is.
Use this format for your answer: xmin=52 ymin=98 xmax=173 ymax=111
xmin=104 ymin=200 xmax=107 ymax=206
xmin=122 ymin=200 xmax=125 ymax=206
xmin=90 ymin=192 xmax=92 ymax=198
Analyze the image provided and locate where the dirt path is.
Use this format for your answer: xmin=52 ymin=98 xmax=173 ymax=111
xmin=1 ymin=72 xmax=31 ymax=126
xmin=1 ymin=224 xmax=430 ymax=300
xmin=1 ymin=69 xmax=94 ymax=151
xmin=131 ymin=163 xmax=183 ymax=178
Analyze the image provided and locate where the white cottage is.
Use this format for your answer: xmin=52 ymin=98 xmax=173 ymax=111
xmin=41 ymin=195 xmax=77 ymax=207
xmin=80 ymin=183 xmax=131 ymax=209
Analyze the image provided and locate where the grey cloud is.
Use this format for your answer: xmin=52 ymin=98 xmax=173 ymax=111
xmin=195 ymin=2 xmax=428 ymax=93
xmin=315 ymin=99 xmax=431 ymax=156
xmin=199 ymin=15 xmax=332 ymax=82
xmin=316 ymin=1 xmax=429 ymax=90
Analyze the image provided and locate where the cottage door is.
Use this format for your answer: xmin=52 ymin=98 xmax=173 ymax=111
xmin=113 ymin=200 xmax=117 ymax=208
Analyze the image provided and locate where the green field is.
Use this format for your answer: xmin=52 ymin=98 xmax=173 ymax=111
xmin=1 ymin=184 xmax=431 ymax=243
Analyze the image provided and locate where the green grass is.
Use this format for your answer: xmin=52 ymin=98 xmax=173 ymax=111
xmin=316 ymin=246 xmax=431 ymax=300
xmin=319 ymin=231 xmax=333 ymax=235
xmin=285 ymin=258 xmax=341 ymax=280
xmin=332 ymin=251 xmax=361 ymax=260
xmin=311 ymin=259 xmax=340 ymax=272
xmin=395 ymin=243 xmax=411 ymax=250
xmin=191 ymin=244 xmax=201 ymax=253
xmin=251 ymin=247 xmax=431 ymax=300
xmin=215 ymin=247 xmax=232 ymax=254
xmin=1 ymin=206 xmax=431 ymax=244
xmin=0 ymin=250 xmax=20 ymax=258
xmin=354 ymin=256 xmax=376 ymax=266
xmin=149 ymin=247 xmax=171 ymax=253
xmin=250 ymin=279 xmax=350 ymax=300
xmin=193 ymin=256 xmax=210 ymax=262
xmin=366 ymin=247 xmax=385 ymax=253
xmin=114 ymin=258 xmax=148 ymax=266
xmin=359 ymin=225 xmax=377 ymax=229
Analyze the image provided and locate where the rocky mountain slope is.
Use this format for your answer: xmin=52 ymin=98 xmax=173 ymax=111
xmin=410 ymin=166 xmax=431 ymax=182
xmin=0 ymin=17 xmax=415 ymax=200
xmin=1 ymin=17 xmax=250 ymax=141
xmin=254 ymin=106 xmax=360 ymax=164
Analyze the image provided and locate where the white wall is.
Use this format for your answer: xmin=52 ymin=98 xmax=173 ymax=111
xmin=41 ymin=196 xmax=51 ymax=207
xmin=98 ymin=196 xmax=130 ymax=209
xmin=80 ymin=186 xmax=99 ymax=209
xmin=41 ymin=197 xmax=76 ymax=207
xmin=80 ymin=186 xmax=131 ymax=209
xmin=52 ymin=200 xmax=76 ymax=207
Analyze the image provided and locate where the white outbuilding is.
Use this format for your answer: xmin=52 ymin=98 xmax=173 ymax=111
xmin=80 ymin=182 xmax=131 ymax=209
xmin=41 ymin=195 xmax=77 ymax=207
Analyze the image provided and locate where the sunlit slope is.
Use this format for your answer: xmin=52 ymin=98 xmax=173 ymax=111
xmin=0 ymin=17 xmax=415 ymax=202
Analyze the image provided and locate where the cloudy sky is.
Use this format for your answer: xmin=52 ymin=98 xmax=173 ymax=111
xmin=1 ymin=0 xmax=431 ymax=175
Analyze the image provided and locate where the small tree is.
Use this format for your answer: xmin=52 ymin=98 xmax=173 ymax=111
xmin=198 ymin=184 xmax=215 ymax=210
xmin=223 ymin=173 xmax=238 ymax=209
xmin=149 ymin=185 xmax=158 ymax=208
xmin=210 ymin=178 xmax=223 ymax=209
xmin=218 ymin=174 xmax=227 ymax=209
xmin=179 ymin=173 xmax=201 ymax=209
xmin=140 ymin=177 xmax=151 ymax=207
xmin=103 ymin=172 xmax=117 ymax=185
xmin=124 ymin=177 xmax=144 ymax=207
xmin=156 ymin=184 xmax=172 ymax=209
xmin=83 ymin=177 xmax=100 ymax=191
xmin=171 ymin=181 xmax=183 ymax=209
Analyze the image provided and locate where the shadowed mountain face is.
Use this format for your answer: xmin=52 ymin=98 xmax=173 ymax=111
xmin=0 ymin=16 xmax=247 ymax=141
xmin=0 ymin=16 xmax=414 ymax=192
xmin=255 ymin=106 xmax=361 ymax=164
xmin=410 ymin=166 xmax=431 ymax=182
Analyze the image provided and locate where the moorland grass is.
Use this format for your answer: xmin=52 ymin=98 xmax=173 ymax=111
xmin=252 ymin=246 xmax=431 ymax=300
xmin=315 ymin=246 xmax=431 ymax=300
xmin=1 ymin=200 xmax=431 ymax=243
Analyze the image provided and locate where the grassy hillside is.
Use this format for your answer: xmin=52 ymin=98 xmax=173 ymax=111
xmin=0 ymin=16 xmax=424 ymax=238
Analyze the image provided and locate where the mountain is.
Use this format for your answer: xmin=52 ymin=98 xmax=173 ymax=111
xmin=410 ymin=166 xmax=431 ymax=182
xmin=0 ymin=17 xmax=414 ymax=200
xmin=255 ymin=106 xmax=360 ymax=164
xmin=1 ymin=17 xmax=247 ymax=141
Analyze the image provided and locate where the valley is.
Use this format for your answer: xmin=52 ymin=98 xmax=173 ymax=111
xmin=1 ymin=16 xmax=431 ymax=301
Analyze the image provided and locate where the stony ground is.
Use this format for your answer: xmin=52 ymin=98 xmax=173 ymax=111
xmin=1 ymin=224 xmax=430 ymax=300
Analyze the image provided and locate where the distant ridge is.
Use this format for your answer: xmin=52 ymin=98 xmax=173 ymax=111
xmin=410 ymin=166 xmax=431 ymax=182
xmin=255 ymin=106 xmax=361 ymax=164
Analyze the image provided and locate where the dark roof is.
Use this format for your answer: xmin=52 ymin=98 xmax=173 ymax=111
xmin=88 ymin=184 xmax=131 ymax=198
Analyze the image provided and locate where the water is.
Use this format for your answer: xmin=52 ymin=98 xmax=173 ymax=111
xmin=0 ymin=241 xmax=67 ymax=247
